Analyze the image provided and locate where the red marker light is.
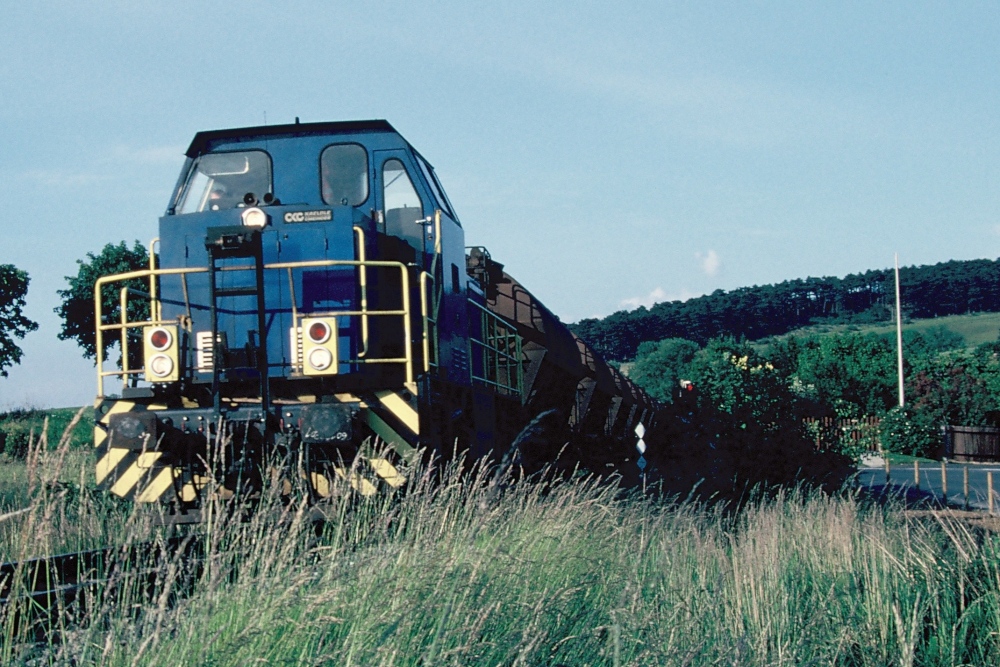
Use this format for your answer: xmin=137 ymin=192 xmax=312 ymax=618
xmin=150 ymin=328 xmax=172 ymax=350
xmin=308 ymin=321 xmax=331 ymax=343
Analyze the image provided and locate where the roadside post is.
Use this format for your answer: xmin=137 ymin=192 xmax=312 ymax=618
xmin=635 ymin=422 xmax=647 ymax=494
xmin=989 ymin=471 xmax=995 ymax=515
xmin=964 ymin=466 xmax=970 ymax=510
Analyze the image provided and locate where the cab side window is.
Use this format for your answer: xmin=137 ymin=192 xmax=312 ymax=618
xmin=383 ymin=159 xmax=424 ymax=229
xmin=321 ymin=144 xmax=368 ymax=206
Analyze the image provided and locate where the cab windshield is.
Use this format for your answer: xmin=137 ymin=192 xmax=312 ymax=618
xmin=176 ymin=151 xmax=272 ymax=214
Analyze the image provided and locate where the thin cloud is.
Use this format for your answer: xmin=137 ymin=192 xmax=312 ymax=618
xmin=109 ymin=144 xmax=186 ymax=165
xmin=696 ymin=249 xmax=720 ymax=276
xmin=21 ymin=168 xmax=110 ymax=187
xmin=621 ymin=287 xmax=701 ymax=310
xmin=621 ymin=286 xmax=668 ymax=310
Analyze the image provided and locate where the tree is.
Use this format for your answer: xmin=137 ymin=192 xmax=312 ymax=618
xmin=629 ymin=337 xmax=700 ymax=403
xmin=55 ymin=242 xmax=150 ymax=366
xmin=0 ymin=265 xmax=39 ymax=377
xmin=647 ymin=336 xmax=853 ymax=500
xmin=794 ymin=333 xmax=897 ymax=416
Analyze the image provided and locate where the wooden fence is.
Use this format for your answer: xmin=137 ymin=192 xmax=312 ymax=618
xmin=803 ymin=416 xmax=881 ymax=453
xmin=943 ymin=425 xmax=1000 ymax=462
xmin=800 ymin=420 xmax=1000 ymax=462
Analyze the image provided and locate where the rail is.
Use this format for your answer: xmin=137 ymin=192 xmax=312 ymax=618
xmin=95 ymin=256 xmax=417 ymax=395
xmin=0 ymin=536 xmax=202 ymax=640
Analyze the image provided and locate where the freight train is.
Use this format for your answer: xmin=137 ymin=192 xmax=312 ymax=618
xmin=92 ymin=120 xmax=658 ymax=513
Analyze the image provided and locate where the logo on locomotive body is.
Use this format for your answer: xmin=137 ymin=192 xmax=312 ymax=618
xmin=284 ymin=210 xmax=333 ymax=223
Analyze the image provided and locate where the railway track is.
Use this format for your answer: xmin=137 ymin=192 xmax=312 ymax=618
xmin=0 ymin=536 xmax=202 ymax=640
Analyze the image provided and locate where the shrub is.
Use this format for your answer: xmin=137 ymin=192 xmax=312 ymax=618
xmin=880 ymin=406 xmax=942 ymax=458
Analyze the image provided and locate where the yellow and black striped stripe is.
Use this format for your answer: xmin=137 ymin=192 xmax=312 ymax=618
xmin=305 ymin=388 xmax=421 ymax=499
xmin=94 ymin=386 xmax=423 ymax=503
xmin=94 ymin=399 xmax=175 ymax=503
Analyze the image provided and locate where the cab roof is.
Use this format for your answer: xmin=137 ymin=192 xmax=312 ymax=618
xmin=185 ymin=119 xmax=400 ymax=158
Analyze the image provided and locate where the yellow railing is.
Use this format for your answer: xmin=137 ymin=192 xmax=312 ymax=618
xmin=148 ymin=237 xmax=160 ymax=321
xmin=95 ymin=257 xmax=417 ymax=396
xmin=425 ymin=211 xmax=444 ymax=372
xmin=469 ymin=301 xmax=522 ymax=398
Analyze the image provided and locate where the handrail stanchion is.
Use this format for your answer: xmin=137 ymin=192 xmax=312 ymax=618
xmin=95 ymin=282 xmax=105 ymax=397
xmin=420 ymin=272 xmax=434 ymax=372
xmin=353 ymin=227 xmax=369 ymax=357
xmin=120 ymin=287 xmax=130 ymax=378
xmin=401 ymin=266 xmax=413 ymax=386
xmin=95 ymin=258 xmax=417 ymax=393
xmin=149 ymin=237 xmax=160 ymax=321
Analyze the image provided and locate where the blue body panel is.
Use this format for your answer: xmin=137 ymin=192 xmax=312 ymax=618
xmin=158 ymin=121 xmax=472 ymax=386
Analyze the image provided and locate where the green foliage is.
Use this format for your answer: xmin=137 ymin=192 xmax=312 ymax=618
xmin=880 ymin=406 xmax=942 ymax=458
xmin=794 ymin=332 xmax=897 ymax=415
xmin=628 ymin=337 xmax=699 ymax=402
xmin=571 ymin=257 xmax=1000 ymax=361
xmin=55 ymin=241 xmax=150 ymax=364
xmin=907 ymin=354 xmax=994 ymax=425
xmin=0 ymin=265 xmax=39 ymax=377
xmin=648 ymin=337 xmax=853 ymax=495
xmin=902 ymin=325 xmax=965 ymax=357
xmin=687 ymin=338 xmax=786 ymax=422
xmin=0 ymin=407 xmax=93 ymax=459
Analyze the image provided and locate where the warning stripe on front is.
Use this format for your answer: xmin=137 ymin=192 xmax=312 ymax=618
xmin=299 ymin=390 xmax=420 ymax=499
xmin=374 ymin=389 xmax=419 ymax=435
xmin=94 ymin=399 xmax=173 ymax=503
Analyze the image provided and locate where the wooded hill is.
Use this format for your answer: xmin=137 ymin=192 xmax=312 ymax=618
xmin=570 ymin=257 xmax=1000 ymax=361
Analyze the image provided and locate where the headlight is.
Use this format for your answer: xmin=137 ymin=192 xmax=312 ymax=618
xmin=308 ymin=348 xmax=333 ymax=371
xmin=149 ymin=354 xmax=175 ymax=378
xmin=241 ymin=207 xmax=270 ymax=228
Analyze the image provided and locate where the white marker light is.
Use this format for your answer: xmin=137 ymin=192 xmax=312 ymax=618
xmin=308 ymin=347 xmax=334 ymax=371
xmin=149 ymin=354 xmax=175 ymax=378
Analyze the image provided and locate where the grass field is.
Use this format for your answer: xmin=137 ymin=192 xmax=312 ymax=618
xmin=3 ymin=431 xmax=1000 ymax=666
xmin=0 ymin=406 xmax=93 ymax=458
xmin=773 ymin=311 xmax=1000 ymax=348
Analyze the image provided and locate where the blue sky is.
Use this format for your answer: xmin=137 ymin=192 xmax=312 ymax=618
xmin=2 ymin=1 xmax=999 ymax=408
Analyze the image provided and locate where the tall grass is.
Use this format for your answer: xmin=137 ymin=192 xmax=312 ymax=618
xmin=3 ymin=426 xmax=1000 ymax=665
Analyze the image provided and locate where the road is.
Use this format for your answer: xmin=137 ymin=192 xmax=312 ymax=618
xmin=855 ymin=463 xmax=1000 ymax=511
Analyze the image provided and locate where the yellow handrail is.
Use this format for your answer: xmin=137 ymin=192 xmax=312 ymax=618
xmin=420 ymin=271 xmax=433 ymax=372
xmin=148 ymin=237 xmax=160 ymax=321
xmin=95 ymin=257 xmax=416 ymax=396
xmin=353 ymin=226 xmax=369 ymax=358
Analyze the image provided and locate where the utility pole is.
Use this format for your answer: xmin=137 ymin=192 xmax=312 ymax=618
xmin=895 ymin=253 xmax=904 ymax=408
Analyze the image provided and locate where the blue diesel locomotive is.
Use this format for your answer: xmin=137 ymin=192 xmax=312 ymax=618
xmin=92 ymin=120 xmax=657 ymax=511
